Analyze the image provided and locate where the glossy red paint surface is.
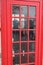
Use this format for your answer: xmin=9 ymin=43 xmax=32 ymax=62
xmin=1 ymin=0 xmax=42 ymax=65
xmin=0 ymin=0 xmax=1 ymax=30
xmin=42 ymin=0 xmax=43 ymax=65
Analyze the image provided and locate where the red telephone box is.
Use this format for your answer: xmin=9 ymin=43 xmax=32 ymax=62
xmin=1 ymin=0 xmax=42 ymax=65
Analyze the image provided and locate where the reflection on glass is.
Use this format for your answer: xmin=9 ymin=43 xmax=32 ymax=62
xmin=29 ymin=6 xmax=36 ymax=17
xmin=21 ymin=54 xmax=27 ymax=63
xmin=12 ymin=31 xmax=20 ymax=41
xmin=21 ymin=6 xmax=27 ymax=17
xmin=13 ymin=43 xmax=20 ymax=53
xmin=29 ymin=19 xmax=36 ymax=29
xmin=12 ymin=5 xmax=36 ymax=65
xmin=29 ymin=54 xmax=35 ymax=62
xmin=21 ymin=43 xmax=27 ymax=52
xmin=21 ymin=31 xmax=28 ymax=41
xmin=13 ymin=55 xmax=20 ymax=65
xmin=29 ymin=42 xmax=35 ymax=52
xmin=12 ymin=18 xmax=20 ymax=29
xmin=21 ymin=18 xmax=28 ymax=29
xmin=29 ymin=30 xmax=35 ymax=40
xmin=12 ymin=5 xmax=20 ymax=16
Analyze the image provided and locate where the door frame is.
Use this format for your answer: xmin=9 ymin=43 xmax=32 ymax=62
xmin=1 ymin=0 xmax=42 ymax=65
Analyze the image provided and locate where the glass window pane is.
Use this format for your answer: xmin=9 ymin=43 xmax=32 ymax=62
xmin=13 ymin=55 xmax=20 ymax=65
xmin=12 ymin=5 xmax=20 ymax=17
xmin=13 ymin=43 xmax=20 ymax=53
xmin=29 ymin=54 xmax=35 ymax=63
xmin=29 ymin=19 xmax=36 ymax=29
xmin=21 ymin=31 xmax=28 ymax=41
xmin=21 ymin=43 xmax=27 ymax=52
xmin=12 ymin=31 xmax=20 ymax=42
xmin=21 ymin=54 xmax=27 ymax=63
xmin=21 ymin=6 xmax=28 ymax=17
xmin=29 ymin=6 xmax=36 ymax=17
xmin=29 ymin=30 xmax=35 ymax=40
xmin=21 ymin=18 xmax=28 ymax=29
xmin=12 ymin=18 xmax=20 ymax=29
xmin=29 ymin=42 xmax=35 ymax=52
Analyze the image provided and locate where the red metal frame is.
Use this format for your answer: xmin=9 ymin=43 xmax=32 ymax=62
xmin=42 ymin=1 xmax=43 ymax=65
xmin=1 ymin=0 xmax=8 ymax=65
xmin=0 ymin=0 xmax=1 ymax=30
xmin=1 ymin=0 xmax=42 ymax=65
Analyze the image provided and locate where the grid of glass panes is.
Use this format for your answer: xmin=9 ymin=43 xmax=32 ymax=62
xmin=12 ymin=5 xmax=36 ymax=65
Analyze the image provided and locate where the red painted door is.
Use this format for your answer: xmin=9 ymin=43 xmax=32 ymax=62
xmin=6 ymin=0 xmax=42 ymax=65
